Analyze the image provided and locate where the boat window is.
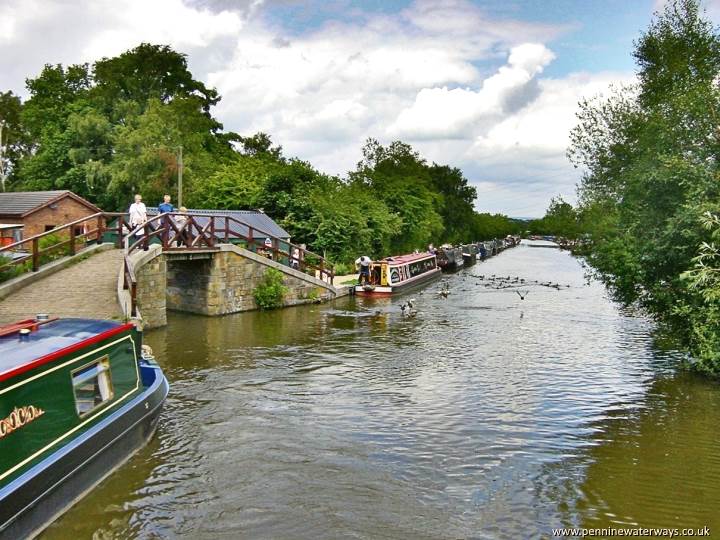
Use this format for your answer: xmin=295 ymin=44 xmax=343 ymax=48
xmin=72 ymin=357 xmax=114 ymax=417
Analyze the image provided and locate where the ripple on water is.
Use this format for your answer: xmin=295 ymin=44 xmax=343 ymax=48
xmin=42 ymin=246 xmax=719 ymax=539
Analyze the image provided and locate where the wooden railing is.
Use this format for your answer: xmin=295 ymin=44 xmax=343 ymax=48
xmin=124 ymin=212 xmax=334 ymax=281
xmin=0 ymin=210 xmax=334 ymax=319
xmin=0 ymin=212 xmax=130 ymax=274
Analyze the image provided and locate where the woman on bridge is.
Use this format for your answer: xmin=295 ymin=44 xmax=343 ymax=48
xmin=128 ymin=194 xmax=148 ymax=250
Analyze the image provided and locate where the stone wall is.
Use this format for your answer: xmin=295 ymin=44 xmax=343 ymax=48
xmin=165 ymin=248 xmax=336 ymax=317
xmin=135 ymin=251 xmax=167 ymax=329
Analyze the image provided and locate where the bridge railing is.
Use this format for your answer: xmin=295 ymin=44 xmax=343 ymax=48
xmin=0 ymin=212 xmax=130 ymax=277
xmin=121 ymin=212 xmax=334 ymax=318
xmin=125 ymin=212 xmax=334 ymax=281
xmin=0 ymin=210 xmax=334 ymax=318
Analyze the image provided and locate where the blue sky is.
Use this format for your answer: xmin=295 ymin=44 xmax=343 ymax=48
xmin=1 ymin=0 xmax=715 ymax=217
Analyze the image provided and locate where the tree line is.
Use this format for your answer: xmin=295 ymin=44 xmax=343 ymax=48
xmin=0 ymin=43 xmax=521 ymax=268
xmin=532 ymin=0 xmax=720 ymax=375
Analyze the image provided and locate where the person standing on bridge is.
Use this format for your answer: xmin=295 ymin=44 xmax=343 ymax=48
xmin=128 ymin=194 xmax=148 ymax=250
xmin=158 ymin=194 xmax=174 ymax=214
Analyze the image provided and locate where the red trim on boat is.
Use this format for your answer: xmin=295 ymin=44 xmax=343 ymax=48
xmin=0 ymin=323 xmax=134 ymax=383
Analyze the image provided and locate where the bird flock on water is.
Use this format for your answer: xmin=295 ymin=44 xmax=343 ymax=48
xmin=393 ymin=274 xmax=570 ymax=317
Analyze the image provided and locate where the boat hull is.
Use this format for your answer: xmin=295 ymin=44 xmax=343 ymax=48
xmin=355 ymin=268 xmax=441 ymax=297
xmin=0 ymin=363 xmax=169 ymax=540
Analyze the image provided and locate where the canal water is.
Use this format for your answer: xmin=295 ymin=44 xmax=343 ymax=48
xmin=44 ymin=244 xmax=719 ymax=539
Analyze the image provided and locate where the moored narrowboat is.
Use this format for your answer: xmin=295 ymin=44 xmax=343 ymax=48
xmin=355 ymin=252 xmax=441 ymax=296
xmin=436 ymin=246 xmax=464 ymax=272
xmin=0 ymin=317 xmax=169 ymax=539
xmin=461 ymin=244 xmax=477 ymax=267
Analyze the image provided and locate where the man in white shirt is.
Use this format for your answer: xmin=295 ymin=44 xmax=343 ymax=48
xmin=355 ymin=255 xmax=372 ymax=285
xmin=128 ymin=194 xmax=148 ymax=249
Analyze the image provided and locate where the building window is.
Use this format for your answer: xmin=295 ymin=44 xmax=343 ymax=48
xmin=74 ymin=226 xmax=83 ymax=236
xmin=12 ymin=229 xmax=23 ymax=243
xmin=71 ymin=357 xmax=114 ymax=416
xmin=44 ymin=225 xmax=55 ymax=232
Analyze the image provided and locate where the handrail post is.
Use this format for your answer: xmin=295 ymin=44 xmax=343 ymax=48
xmin=69 ymin=224 xmax=76 ymax=256
xmin=130 ymin=282 xmax=137 ymax=317
xmin=248 ymin=227 xmax=254 ymax=251
xmin=97 ymin=214 xmax=104 ymax=243
xmin=32 ymin=238 xmax=39 ymax=272
xmin=143 ymin=223 xmax=149 ymax=251
xmin=117 ymin=216 xmax=124 ymax=248
xmin=224 ymin=217 xmax=229 ymax=243
xmin=161 ymin=214 xmax=167 ymax=249
xmin=210 ymin=216 xmax=216 ymax=248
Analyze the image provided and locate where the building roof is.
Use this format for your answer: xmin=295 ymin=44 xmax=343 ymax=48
xmin=0 ymin=191 xmax=101 ymax=218
xmin=147 ymin=208 xmax=291 ymax=239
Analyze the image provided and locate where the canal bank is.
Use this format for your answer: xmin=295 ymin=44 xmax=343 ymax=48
xmin=42 ymin=243 xmax=719 ymax=539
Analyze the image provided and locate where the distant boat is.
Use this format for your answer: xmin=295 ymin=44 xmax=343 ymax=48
xmin=436 ymin=246 xmax=464 ymax=272
xmin=355 ymin=252 xmax=441 ymax=297
xmin=0 ymin=317 xmax=169 ymax=539
xmin=523 ymin=239 xmax=560 ymax=249
xmin=461 ymin=244 xmax=477 ymax=266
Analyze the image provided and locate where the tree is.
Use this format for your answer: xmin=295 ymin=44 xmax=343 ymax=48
xmin=92 ymin=43 xmax=220 ymax=117
xmin=0 ymin=91 xmax=30 ymax=190
xmin=350 ymin=139 xmax=443 ymax=252
xmin=531 ymin=196 xmax=579 ymax=237
xmin=568 ymin=0 xmax=720 ymax=373
xmin=428 ymin=164 xmax=477 ymax=244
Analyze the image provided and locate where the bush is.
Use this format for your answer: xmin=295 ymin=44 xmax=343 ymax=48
xmin=253 ymin=268 xmax=287 ymax=310
xmin=0 ymin=254 xmax=23 ymax=283
xmin=37 ymin=233 xmax=66 ymax=265
xmin=333 ymin=261 xmax=355 ymax=276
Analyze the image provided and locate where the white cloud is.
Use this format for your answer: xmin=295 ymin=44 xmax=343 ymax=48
xmin=388 ymin=43 xmax=556 ymax=139
xmin=0 ymin=0 xmax=633 ymax=217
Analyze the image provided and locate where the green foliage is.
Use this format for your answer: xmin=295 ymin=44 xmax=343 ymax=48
xmin=568 ymin=0 xmax=720 ymax=375
xmin=0 ymin=91 xmax=31 ymax=188
xmin=529 ymin=196 xmax=580 ymax=237
xmin=0 ymin=254 xmax=23 ymax=283
xmin=253 ymin=268 xmax=287 ymax=310
xmin=350 ymin=139 xmax=444 ymax=253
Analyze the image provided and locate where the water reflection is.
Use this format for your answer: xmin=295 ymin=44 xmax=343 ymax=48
xmin=41 ymin=245 xmax=718 ymax=539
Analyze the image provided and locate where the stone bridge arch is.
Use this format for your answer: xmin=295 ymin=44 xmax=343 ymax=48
xmin=125 ymin=244 xmax=340 ymax=329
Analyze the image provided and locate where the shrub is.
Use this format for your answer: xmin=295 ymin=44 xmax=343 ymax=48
xmin=253 ymin=268 xmax=287 ymax=309
xmin=0 ymin=254 xmax=23 ymax=283
xmin=37 ymin=233 xmax=66 ymax=265
xmin=333 ymin=261 xmax=355 ymax=276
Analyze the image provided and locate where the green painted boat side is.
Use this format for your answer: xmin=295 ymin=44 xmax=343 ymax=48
xmin=0 ymin=327 xmax=144 ymax=489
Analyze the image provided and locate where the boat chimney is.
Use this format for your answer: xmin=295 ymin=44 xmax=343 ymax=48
xmin=36 ymin=313 xmax=49 ymax=321
xmin=19 ymin=328 xmax=31 ymax=342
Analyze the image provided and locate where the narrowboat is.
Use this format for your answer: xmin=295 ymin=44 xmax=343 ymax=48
xmin=354 ymin=252 xmax=441 ymax=297
xmin=461 ymin=244 xmax=477 ymax=267
xmin=436 ymin=246 xmax=464 ymax=272
xmin=0 ymin=317 xmax=169 ymax=539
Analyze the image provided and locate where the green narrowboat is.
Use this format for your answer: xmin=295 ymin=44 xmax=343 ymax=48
xmin=0 ymin=317 xmax=169 ymax=539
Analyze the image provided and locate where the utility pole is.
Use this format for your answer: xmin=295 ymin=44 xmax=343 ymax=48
xmin=177 ymin=145 xmax=183 ymax=207
xmin=0 ymin=120 xmax=6 ymax=192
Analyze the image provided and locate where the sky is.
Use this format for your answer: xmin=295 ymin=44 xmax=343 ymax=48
xmin=2 ymin=0 xmax=719 ymax=217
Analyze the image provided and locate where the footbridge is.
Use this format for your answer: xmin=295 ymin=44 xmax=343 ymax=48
xmin=0 ymin=211 xmax=342 ymax=329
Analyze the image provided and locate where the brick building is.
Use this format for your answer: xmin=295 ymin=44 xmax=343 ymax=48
xmin=0 ymin=191 xmax=102 ymax=242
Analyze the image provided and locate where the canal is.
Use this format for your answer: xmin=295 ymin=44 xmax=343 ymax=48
xmin=44 ymin=244 xmax=719 ymax=539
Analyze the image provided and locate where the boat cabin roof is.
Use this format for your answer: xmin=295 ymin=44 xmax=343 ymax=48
xmin=0 ymin=318 xmax=127 ymax=381
xmin=379 ymin=252 xmax=435 ymax=265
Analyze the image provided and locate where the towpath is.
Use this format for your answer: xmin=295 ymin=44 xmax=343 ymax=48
xmin=0 ymin=249 xmax=124 ymax=325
